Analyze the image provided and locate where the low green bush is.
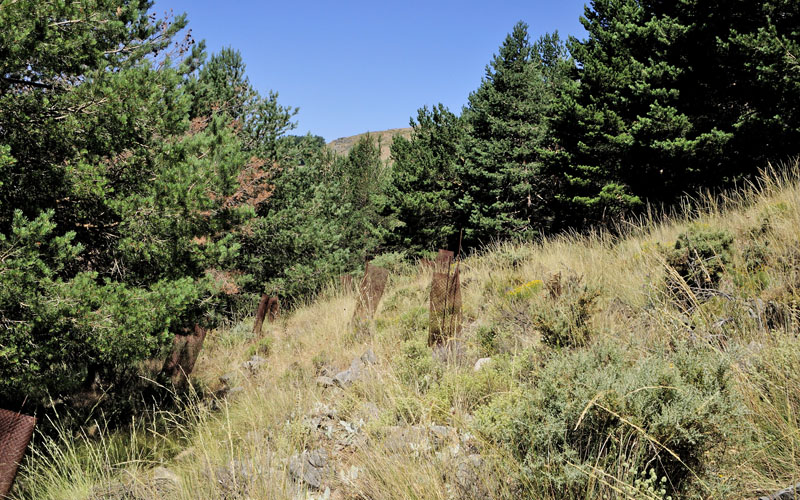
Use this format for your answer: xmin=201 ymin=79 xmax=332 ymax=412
xmin=474 ymin=341 xmax=741 ymax=498
xmin=533 ymin=274 xmax=600 ymax=349
xmin=396 ymin=339 xmax=440 ymax=393
xmin=665 ymin=224 xmax=733 ymax=292
xmin=429 ymin=358 xmax=515 ymax=415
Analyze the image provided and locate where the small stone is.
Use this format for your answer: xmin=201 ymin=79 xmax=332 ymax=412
xmin=338 ymin=465 xmax=361 ymax=483
xmin=358 ymin=401 xmax=380 ymax=421
xmin=289 ymin=449 xmax=327 ymax=490
xmin=760 ymin=482 xmax=800 ymax=500
xmin=429 ymin=425 xmax=456 ymax=445
xmin=243 ymin=355 xmax=267 ymax=373
xmin=333 ymin=368 xmax=358 ymax=387
xmin=473 ymin=357 xmax=493 ymax=372
xmin=452 ymin=454 xmax=488 ymax=499
xmin=152 ymin=466 xmax=180 ymax=488
xmin=307 ymin=448 xmax=328 ymax=468
xmin=219 ymin=372 xmax=237 ymax=386
xmin=360 ymin=348 xmax=377 ymax=365
xmin=385 ymin=425 xmax=431 ymax=453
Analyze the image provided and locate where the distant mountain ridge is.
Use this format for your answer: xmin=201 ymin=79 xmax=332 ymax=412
xmin=326 ymin=127 xmax=412 ymax=162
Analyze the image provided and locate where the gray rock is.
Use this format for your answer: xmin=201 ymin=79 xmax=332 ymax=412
xmin=219 ymin=372 xmax=237 ymax=386
xmin=88 ymin=480 xmax=135 ymax=500
xmin=152 ymin=466 xmax=179 ymax=485
xmin=307 ymin=448 xmax=328 ymax=468
xmin=331 ymin=351 xmax=379 ymax=388
xmin=333 ymin=360 xmax=363 ymax=387
xmin=760 ymin=482 xmax=800 ymax=500
xmin=210 ymin=458 xmax=266 ymax=498
xmin=357 ymin=401 xmax=381 ymax=421
xmin=473 ymin=357 xmax=493 ymax=372
xmin=243 ymin=355 xmax=267 ymax=374
xmin=385 ymin=425 xmax=431 ymax=453
xmin=338 ymin=465 xmax=361 ymax=483
xmin=360 ymin=348 xmax=377 ymax=365
xmin=289 ymin=449 xmax=328 ymax=490
xmin=453 ymin=454 xmax=489 ymax=499
xmin=210 ymin=386 xmax=243 ymax=409
xmin=429 ymin=425 xmax=457 ymax=446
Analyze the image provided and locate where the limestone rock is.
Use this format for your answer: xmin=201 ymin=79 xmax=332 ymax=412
xmin=316 ymin=376 xmax=336 ymax=388
xmin=760 ymin=482 xmax=800 ymax=500
xmin=243 ymin=355 xmax=267 ymax=374
xmin=289 ymin=448 xmax=328 ymax=490
xmin=360 ymin=348 xmax=377 ymax=365
xmin=473 ymin=357 xmax=493 ymax=372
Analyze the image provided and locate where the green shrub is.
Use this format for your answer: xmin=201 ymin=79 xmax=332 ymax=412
xmin=369 ymin=251 xmax=410 ymax=275
xmin=429 ymin=358 xmax=515 ymax=415
xmin=533 ymin=274 xmax=600 ymax=349
xmin=665 ymin=224 xmax=733 ymax=292
xmin=475 ymin=324 xmax=500 ymax=355
xmin=474 ymin=341 xmax=741 ymax=498
xmin=246 ymin=336 xmax=273 ymax=357
xmin=396 ymin=339 xmax=440 ymax=393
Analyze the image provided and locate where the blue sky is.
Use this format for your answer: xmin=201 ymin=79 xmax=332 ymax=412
xmin=154 ymin=1 xmax=590 ymax=142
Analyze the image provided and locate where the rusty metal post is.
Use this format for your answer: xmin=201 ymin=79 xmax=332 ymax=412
xmin=161 ymin=324 xmax=207 ymax=386
xmin=428 ymin=249 xmax=462 ymax=346
xmin=340 ymin=274 xmax=353 ymax=291
xmin=0 ymin=408 xmax=36 ymax=498
xmin=435 ymin=249 xmax=454 ymax=272
xmin=253 ymin=293 xmax=270 ymax=335
xmin=267 ymin=296 xmax=280 ymax=322
xmin=353 ymin=262 xmax=389 ymax=321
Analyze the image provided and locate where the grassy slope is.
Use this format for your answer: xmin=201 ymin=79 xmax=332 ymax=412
xmin=326 ymin=128 xmax=413 ymax=162
xmin=15 ymin=166 xmax=800 ymax=499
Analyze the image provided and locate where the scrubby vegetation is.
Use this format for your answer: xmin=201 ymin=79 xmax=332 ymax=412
xmin=3 ymin=0 xmax=800 ymax=498
xmin=8 ymin=168 xmax=800 ymax=499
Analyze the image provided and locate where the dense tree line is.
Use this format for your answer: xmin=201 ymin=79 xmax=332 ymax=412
xmin=390 ymin=2 xmax=800 ymax=244
xmin=0 ymin=0 xmax=387 ymax=412
xmin=1 ymin=0 xmax=798 ymax=413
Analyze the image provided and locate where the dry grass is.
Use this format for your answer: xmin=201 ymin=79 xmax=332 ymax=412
xmin=13 ymin=162 xmax=800 ymax=499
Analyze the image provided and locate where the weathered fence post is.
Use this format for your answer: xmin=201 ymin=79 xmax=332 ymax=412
xmin=0 ymin=408 xmax=36 ymax=498
xmin=253 ymin=294 xmax=280 ymax=336
xmin=429 ymin=249 xmax=462 ymax=347
xmin=253 ymin=293 xmax=270 ymax=335
xmin=267 ymin=296 xmax=280 ymax=322
xmin=353 ymin=262 xmax=389 ymax=323
xmin=340 ymin=274 xmax=354 ymax=291
xmin=161 ymin=324 xmax=207 ymax=386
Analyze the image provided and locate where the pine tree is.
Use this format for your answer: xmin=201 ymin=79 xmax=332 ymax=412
xmin=388 ymin=104 xmax=465 ymax=253
xmin=0 ymin=1 xmax=275 ymax=407
xmin=458 ymin=22 xmax=566 ymax=246
xmin=553 ymin=0 xmax=800 ymax=228
xmin=191 ymin=47 xmax=298 ymax=160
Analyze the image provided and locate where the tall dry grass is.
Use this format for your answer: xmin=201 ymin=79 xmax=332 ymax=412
xmin=12 ymin=161 xmax=800 ymax=499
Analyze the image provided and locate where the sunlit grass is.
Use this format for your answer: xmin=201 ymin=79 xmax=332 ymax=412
xmin=13 ymin=162 xmax=800 ymax=499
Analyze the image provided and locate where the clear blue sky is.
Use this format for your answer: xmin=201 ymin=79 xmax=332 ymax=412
xmin=153 ymin=1 xmax=589 ymax=142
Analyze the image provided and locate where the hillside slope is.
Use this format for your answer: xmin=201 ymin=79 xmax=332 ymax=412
xmin=16 ymin=167 xmax=800 ymax=499
xmin=327 ymin=128 xmax=412 ymax=162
